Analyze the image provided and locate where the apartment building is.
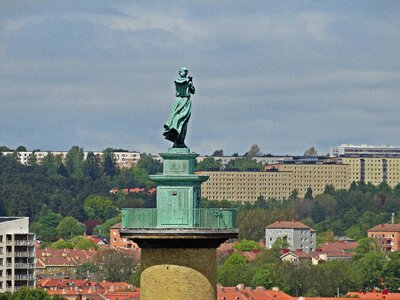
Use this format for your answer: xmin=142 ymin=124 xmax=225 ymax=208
xmin=197 ymin=161 xmax=350 ymax=201
xmin=0 ymin=217 xmax=35 ymax=293
xmin=339 ymin=157 xmax=400 ymax=188
xmin=2 ymin=151 xmax=141 ymax=169
xmin=330 ymin=144 xmax=400 ymax=158
xmin=110 ymin=223 xmax=138 ymax=250
xmin=367 ymin=223 xmax=400 ymax=252
xmin=265 ymin=221 xmax=316 ymax=253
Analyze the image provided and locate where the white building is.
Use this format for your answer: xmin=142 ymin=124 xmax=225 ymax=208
xmin=0 ymin=217 xmax=35 ymax=293
xmin=330 ymin=144 xmax=400 ymax=158
xmin=265 ymin=221 xmax=316 ymax=253
xmin=1 ymin=151 xmax=141 ymax=169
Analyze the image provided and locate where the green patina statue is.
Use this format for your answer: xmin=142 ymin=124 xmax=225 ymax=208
xmin=163 ymin=67 xmax=195 ymax=148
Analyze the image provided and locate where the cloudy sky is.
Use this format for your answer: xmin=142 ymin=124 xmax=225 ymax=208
xmin=1 ymin=1 xmax=399 ymax=156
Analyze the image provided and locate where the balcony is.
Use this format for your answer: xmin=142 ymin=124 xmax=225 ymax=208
xmin=14 ymin=240 xmax=35 ymax=246
xmin=14 ymin=274 xmax=35 ymax=280
xmin=14 ymin=263 xmax=35 ymax=269
xmin=122 ymin=208 xmax=237 ymax=229
xmin=14 ymin=252 xmax=35 ymax=257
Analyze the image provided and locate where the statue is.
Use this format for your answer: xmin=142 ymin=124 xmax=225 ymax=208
xmin=163 ymin=67 xmax=195 ymax=148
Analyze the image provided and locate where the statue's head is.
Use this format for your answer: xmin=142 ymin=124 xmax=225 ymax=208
xmin=179 ymin=67 xmax=188 ymax=78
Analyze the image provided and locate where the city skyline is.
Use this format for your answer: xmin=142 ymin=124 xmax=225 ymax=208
xmin=1 ymin=1 xmax=399 ymax=156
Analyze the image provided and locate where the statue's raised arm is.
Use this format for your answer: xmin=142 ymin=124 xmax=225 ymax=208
xmin=163 ymin=67 xmax=195 ymax=148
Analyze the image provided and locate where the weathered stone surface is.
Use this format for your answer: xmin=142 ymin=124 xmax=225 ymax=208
xmin=141 ymin=264 xmax=214 ymax=300
xmin=141 ymin=248 xmax=217 ymax=299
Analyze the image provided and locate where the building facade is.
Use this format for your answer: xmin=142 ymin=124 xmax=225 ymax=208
xmin=330 ymin=144 xmax=400 ymax=158
xmin=0 ymin=217 xmax=35 ymax=292
xmin=367 ymin=223 xmax=400 ymax=252
xmin=2 ymin=151 xmax=141 ymax=169
xmin=197 ymin=161 xmax=350 ymax=201
xmin=265 ymin=221 xmax=316 ymax=253
xmin=110 ymin=223 xmax=138 ymax=250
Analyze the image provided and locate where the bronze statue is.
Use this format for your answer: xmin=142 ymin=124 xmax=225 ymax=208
xmin=163 ymin=67 xmax=195 ymax=148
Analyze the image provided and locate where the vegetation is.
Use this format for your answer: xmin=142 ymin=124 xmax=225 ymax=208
xmin=217 ymin=246 xmax=400 ymax=297
xmin=0 ymin=147 xmax=157 ymax=243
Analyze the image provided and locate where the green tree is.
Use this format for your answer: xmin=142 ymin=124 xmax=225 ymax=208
xmin=84 ymin=194 xmax=117 ymax=223
xmin=6 ymin=286 xmax=63 ymax=300
xmin=383 ymin=251 xmax=400 ymax=291
xmin=85 ymin=151 xmax=102 ymax=180
xmin=304 ymin=146 xmax=318 ymax=156
xmin=212 ymin=149 xmax=224 ymax=156
xmin=245 ymin=144 xmax=262 ymax=157
xmin=137 ymin=153 xmax=162 ymax=175
xmin=238 ymin=208 xmax=269 ymax=240
xmin=50 ymin=238 xmax=74 ymax=249
xmin=217 ymin=253 xmax=252 ymax=286
xmin=352 ymin=252 xmax=386 ymax=289
xmin=234 ymin=239 xmax=261 ymax=252
xmin=57 ymin=216 xmax=84 ymax=239
xmin=73 ymin=236 xmax=99 ymax=250
xmin=196 ymin=157 xmax=222 ymax=171
xmin=95 ymin=249 xmax=138 ymax=282
xmin=226 ymin=157 xmax=263 ymax=171
xmin=65 ymin=146 xmax=85 ymax=180
xmin=93 ymin=215 xmax=121 ymax=239
xmin=103 ymin=148 xmax=117 ymax=177
xmin=271 ymin=237 xmax=290 ymax=251
xmin=304 ymin=187 xmax=313 ymax=200
xmin=252 ymin=264 xmax=274 ymax=288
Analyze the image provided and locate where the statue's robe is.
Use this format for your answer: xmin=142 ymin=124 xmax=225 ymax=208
xmin=163 ymin=78 xmax=195 ymax=147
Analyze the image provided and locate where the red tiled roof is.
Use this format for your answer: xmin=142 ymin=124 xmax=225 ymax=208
xmin=346 ymin=292 xmax=400 ymax=299
xmin=319 ymin=241 xmax=359 ymax=253
xmin=368 ymin=223 xmax=400 ymax=233
xmin=266 ymin=220 xmax=315 ymax=230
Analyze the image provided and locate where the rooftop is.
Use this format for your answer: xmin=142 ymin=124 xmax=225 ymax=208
xmin=368 ymin=223 xmax=400 ymax=233
xmin=266 ymin=220 xmax=315 ymax=231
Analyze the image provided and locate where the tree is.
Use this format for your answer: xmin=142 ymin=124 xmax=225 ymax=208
xmin=238 ymin=208 xmax=269 ymax=241
xmin=304 ymin=146 xmax=318 ymax=156
xmin=4 ymin=287 xmax=63 ymax=300
xmin=137 ymin=153 xmax=162 ymax=175
xmin=212 ymin=149 xmax=224 ymax=156
xmin=15 ymin=145 xmax=27 ymax=152
xmin=57 ymin=216 xmax=84 ymax=239
xmin=252 ymin=264 xmax=274 ymax=288
xmin=271 ymin=237 xmax=290 ymax=251
xmin=234 ymin=239 xmax=261 ymax=252
xmin=84 ymin=194 xmax=117 ymax=223
xmin=226 ymin=157 xmax=263 ymax=171
xmin=72 ymin=236 xmax=98 ymax=250
xmin=196 ymin=157 xmax=222 ymax=171
xmin=95 ymin=249 xmax=139 ymax=282
xmin=65 ymin=146 xmax=85 ymax=180
xmin=305 ymin=187 xmax=313 ymax=200
xmin=383 ymin=251 xmax=400 ymax=291
xmin=246 ymin=144 xmax=262 ymax=157
xmin=85 ymin=151 xmax=102 ymax=180
xmin=50 ymin=238 xmax=75 ymax=249
xmin=217 ymin=253 xmax=252 ymax=286
xmin=103 ymin=148 xmax=117 ymax=177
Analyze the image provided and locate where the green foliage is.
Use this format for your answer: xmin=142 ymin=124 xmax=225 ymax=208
xmin=234 ymin=239 xmax=261 ymax=252
xmin=196 ymin=157 xmax=222 ymax=171
xmin=0 ymin=287 xmax=62 ymax=299
xmin=84 ymin=194 xmax=117 ymax=222
xmin=251 ymin=264 xmax=274 ymax=288
xmin=57 ymin=216 xmax=84 ymax=239
xmin=225 ymin=157 xmax=263 ymax=171
xmin=218 ymin=253 xmax=253 ymax=286
xmin=72 ymin=236 xmax=99 ymax=250
xmin=93 ymin=215 xmax=121 ymax=239
xmin=94 ymin=249 xmax=138 ymax=282
xmin=50 ymin=239 xmax=74 ymax=249
xmin=137 ymin=153 xmax=162 ymax=175
xmin=271 ymin=237 xmax=290 ymax=251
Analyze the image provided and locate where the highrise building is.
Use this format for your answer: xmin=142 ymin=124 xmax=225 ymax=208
xmin=0 ymin=217 xmax=35 ymax=292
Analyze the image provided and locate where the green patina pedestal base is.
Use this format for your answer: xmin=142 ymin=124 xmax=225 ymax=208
xmin=120 ymin=148 xmax=238 ymax=300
